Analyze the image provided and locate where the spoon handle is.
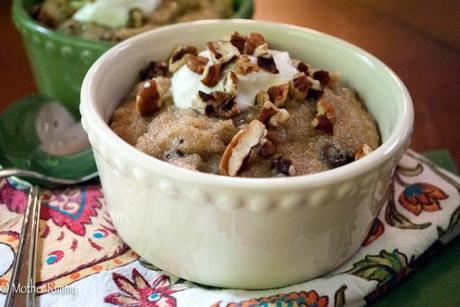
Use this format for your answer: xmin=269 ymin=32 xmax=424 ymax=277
xmin=5 ymin=186 xmax=41 ymax=307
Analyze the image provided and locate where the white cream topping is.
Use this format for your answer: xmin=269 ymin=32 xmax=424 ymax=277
xmin=74 ymin=0 xmax=160 ymax=28
xmin=171 ymin=49 xmax=298 ymax=111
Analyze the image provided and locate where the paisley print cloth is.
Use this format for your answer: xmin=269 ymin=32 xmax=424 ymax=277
xmin=0 ymin=150 xmax=459 ymax=307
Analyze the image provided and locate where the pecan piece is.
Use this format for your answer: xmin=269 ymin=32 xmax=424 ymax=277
xmin=272 ymin=155 xmax=296 ymax=176
xmin=258 ymin=101 xmax=290 ymax=127
xmin=312 ymin=115 xmax=333 ymax=135
xmin=295 ymin=60 xmax=310 ymax=75
xmin=136 ymin=78 xmax=164 ymax=116
xmin=224 ymin=71 xmax=238 ymax=96
xmin=267 ymin=83 xmax=289 ymax=107
xmin=257 ymin=54 xmax=279 ymax=74
xmin=169 ymin=45 xmax=198 ymax=72
xmin=259 ymin=137 xmax=277 ymax=158
xmin=233 ymin=55 xmax=260 ymax=76
xmin=220 ymin=120 xmax=267 ymax=176
xmin=201 ymin=63 xmax=222 ymax=87
xmin=312 ymin=98 xmax=335 ymax=134
xmin=139 ymin=61 xmax=168 ymax=80
xmin=206 ymin=40 xmax=240 ymax=64
xmin=289 ymin=72 xmax=310 ymax=100
xmin=312 ymin=70 xmax=331 ymax=87
xmin=244 ymin=32 xmax=266 ymax=55
xmin=321 ymin=143 xmax=354 ymax=169
xmin=230 ymin=32 xmax=246 ymax=54
xmin=192 ymin=90 xmax=240 ymax=118
xmin=255 ymin=90 xmax=270 ymax=107
xmin=186 ymin=55 xmax=209 ymax=74
xmin=354 ymin=144 xmax=373 ymax=160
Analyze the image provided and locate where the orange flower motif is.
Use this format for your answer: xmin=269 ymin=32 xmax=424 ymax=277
xmin=362 ymin=219 xmax=384 ymax=247
xmin=399 ymin=183 xmax=448 ymax=216
xmin=213 ymin=290 xmax=328 ymax=307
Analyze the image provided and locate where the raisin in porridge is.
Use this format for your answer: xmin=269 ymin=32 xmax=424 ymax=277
xmin=110 ymin=32 xmax=380 ymax=177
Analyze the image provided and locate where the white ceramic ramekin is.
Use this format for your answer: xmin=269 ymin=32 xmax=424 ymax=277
xmin=80 ymin=20 xmax=413 ymax=289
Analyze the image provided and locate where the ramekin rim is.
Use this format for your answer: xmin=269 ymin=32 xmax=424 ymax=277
xmin=81 ymin=19 xmax=414 ymax=189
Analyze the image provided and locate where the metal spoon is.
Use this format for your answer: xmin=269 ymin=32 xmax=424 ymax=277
xmin=0 ymin=95 xmax=98 ymax=306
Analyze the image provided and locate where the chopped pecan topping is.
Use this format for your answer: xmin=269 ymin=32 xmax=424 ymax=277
xmin=192 ymin=90 xmax=240 ymax=118
xmin=296 ymin=60 xmax=310 ymax=75
xmin=230 ymin=32 xmax=246 ymax=53
xmin=321 ymin=143 xmax=354 ymax=168
xmin=169 ymin=45 xmax=198 ymax=72
xmin=354 ymin=144 xmax=373 ymax=160
xmin=312 ymin=98 xmax=335 ymax=134
xmin=317 ymin=99 xmax=336 ymax=122
xmin=135 ymin=78 xmax=169 ymax=116
xmin=312 ymin=115 xmax=333 ymax=135
xmin=258 ymin=101 xmax=290 ymax=127
xmin=267 ymin=83 xmax=289 ymax=107
xmin=259 ymin=137 xmax=277 ymax=158
xmin=206 ymin=40 xmax=240 ymax=64
xmin=201 ymin=63 xmax=222 ymax=87
xmin=257 ymin=54 xmax=279 ymax=74
xmin=224 ymin=71 xmax=238 ymax=96
xmin=233 ymin=55 xmax=260 ymax=76
xmin=186 ymin=55 xmax=209 ymax=74
xmin=312 ymin=70 xmax=331 ymax=87
xmin=253 ymin=43 xmax=269 ymax=57
xmin=289 ymin=72 xmax=310 ymax=100
xmin=272 ymin=155 xmax=296 ymax=176
xmin=139 ymin=61 xmax=168 ymax=80
xmin=255 ymin=90 xmax=270 ymax=107
xmin=244 ymin=32 xmax=266 ymax=55
xmin=220 ymin=120 xmax=267 ymax=176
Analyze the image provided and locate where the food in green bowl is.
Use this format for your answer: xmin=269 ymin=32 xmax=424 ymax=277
xmin=12 ymin=0 xmax=253 ymax=117
xmin=35 ymin=0 xmax=237 ymax=42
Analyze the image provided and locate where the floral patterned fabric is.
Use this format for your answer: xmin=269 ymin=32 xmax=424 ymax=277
xmin=0 ymin=150 xmax=459 ymax=307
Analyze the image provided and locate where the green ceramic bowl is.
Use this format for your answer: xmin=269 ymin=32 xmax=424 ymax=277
xmin=12 ymin=0 xmax=254 ymax=117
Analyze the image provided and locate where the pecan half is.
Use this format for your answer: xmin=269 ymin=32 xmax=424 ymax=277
xmin=136 ymin=78 xmax=164 ymax=116
xmin=230 ymin=32 xmax=246 ymax=53
xmin=258 ymin=101 xmax=290 ymax=127
xmin=289 ymin=72 xmax=310 ymax=100
xmin=267 ymin=83 xmax=289 ymax=107
xmin=354 ymin=144 xmax=373 ymax=160
xmin=220 ymin=119 xmax=267 ymax=176
xmin=272 ymin=155 xmax=296 ymax=176
xmin=244 ymin=32 xmax=266 ymax=55
xmin=186 ymin=55 xmax=209 ymax=74
xmin=169 ymin=45 xmax=198 ymax=72
xmin=257 ymin=54 xmax=279 ymax=74
xmin=233 ymin=55 xmax=260 ymax=76
xmin=206 ymin=40 xmax=240 ymax=64
xmin=201 ymin=63 xmax=222 ymax=87
xmin=139 ymin=61 xmax=168 ymax=80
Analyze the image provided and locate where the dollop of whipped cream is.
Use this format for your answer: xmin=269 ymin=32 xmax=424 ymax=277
xmin=171 ymin=43 xmax=298 ymax=111
xmin=74 ymin=0 xmax=160 ymax=28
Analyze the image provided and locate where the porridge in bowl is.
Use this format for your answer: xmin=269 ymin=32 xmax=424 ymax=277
xmin=110 ymin=32 xmax=380 ymax=177
xmin=34 ymin=0 xmax=234 ymax=41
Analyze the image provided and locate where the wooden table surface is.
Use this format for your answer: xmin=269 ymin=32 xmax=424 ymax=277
xmin=1 ymin=0 xmax=459 ymax=164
